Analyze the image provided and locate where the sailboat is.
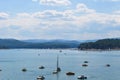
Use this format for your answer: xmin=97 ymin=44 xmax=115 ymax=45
xmin=37 ymin=75 xmax=45 ymax=80
xmin=53 ymin=55 xmax=61 ymax=74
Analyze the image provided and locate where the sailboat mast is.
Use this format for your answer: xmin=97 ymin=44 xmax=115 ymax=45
xmin=56 ymin=54 xmax=61 ymax=72
xmin=57 ymin=55 xmax=59 ymax=69
xmin=53 ymin=54 xmax=61 ymax=74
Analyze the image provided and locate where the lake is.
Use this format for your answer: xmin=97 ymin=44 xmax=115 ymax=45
xmin=0 ymin=49 xmax=120 ymax=80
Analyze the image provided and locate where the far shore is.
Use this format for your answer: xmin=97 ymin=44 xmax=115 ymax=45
xmin=0 ymin=48 xmax=120 ymax=51
xmin=77 ymin=48 xmax=120 ymax=51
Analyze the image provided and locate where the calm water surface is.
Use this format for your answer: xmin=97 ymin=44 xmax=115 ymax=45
xmin=0 ymin=49 xmax=120 ymax=80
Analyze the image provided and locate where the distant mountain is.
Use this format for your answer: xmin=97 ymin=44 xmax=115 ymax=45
xmin=22 ymin=39 xmax=81 ymax=48
xmin=0 ymin=39 xmax=81 ymax=49
xmin=0 ymin=39 xmax=29 ymax=48
xmin=22 ymin=39 xmax=80 ymax=43
xmin=22 ymin=39 xmax=50 ymax=43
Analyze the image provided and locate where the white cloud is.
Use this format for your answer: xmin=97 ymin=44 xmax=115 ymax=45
xmin=32 ymin=0 xmax=71 ymax=6
xmin=32 ymin=10 xmax=75 ymax=21
xmin=76 ymin=3 xmax=95 ymax=13
xmin=94 ymin=0 xmax=120 ymax=2
xmin=0 ymin=3 xmax=120 ymax=40
xmin=107 ymin=0 xmax=120 ymax=1
xmin=106 ymin=30 xmax=120 ymax=38
xmin=0 ymin=12 xmax=9 ymax=20
xmin=16 ymin=13 xmax=32 ymax=18
xmin=33 ymin=10 xmax=63 ymax=18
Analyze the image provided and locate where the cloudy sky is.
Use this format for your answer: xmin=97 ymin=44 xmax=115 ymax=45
xmin=0 ymin=0 xmax=120 ymax=40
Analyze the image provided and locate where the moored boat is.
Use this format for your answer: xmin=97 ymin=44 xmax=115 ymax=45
xmin=66 ymin=72 xmax=75 ymax=75
xmin=82 ymin=64 xmax=88 ymax=67
xmin=106 ymin=64 xmax=110 ymax=67
xmin=37 ymin=76 xmax=45 ymax=80
xmin=22 ymin=68 xmax=27 ymax=72
xmin=39 ymin=66 xmax=45 ymax=69
xmin=53 ymin=70 xmax=58 ymax=74
xmin=84 ymin=61 xmax=88 ymax=63
xmin=77 ymin=75 xmax=87 ymax=79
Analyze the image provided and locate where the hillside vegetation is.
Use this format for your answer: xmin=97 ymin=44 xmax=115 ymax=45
xmin=78 ymin=39 xmax=120 ymax=50
xmin=0 ymin=39 xmax=80 ymax=49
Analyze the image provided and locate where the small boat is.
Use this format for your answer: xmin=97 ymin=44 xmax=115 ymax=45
xmin=66 ymin=72 xmax=75 ymax=75
xmin=106 ymin=64 xmax=110 ymax=67
xmin=22 ymin=68 xmax=27 ymax=72
xmin=39 ymin=66 xmax=45 ymax=69
xmin=78 ymin=75 xmax=87 ymax=79
xmin=53 ymin=70 xmax=58 ymax=74
xmin=56 ymin=67 xmax=61 ymax=72
xmin=84 ymin=61 xmax=88 ymax=63
xmin=82 ymin=64 xmax=88 ymax=67
xmin=37 ymin=76 xmax=45 ymax=80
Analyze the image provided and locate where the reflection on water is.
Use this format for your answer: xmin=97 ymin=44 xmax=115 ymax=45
xmin=0 ymin=49 xmax=120 ymax=80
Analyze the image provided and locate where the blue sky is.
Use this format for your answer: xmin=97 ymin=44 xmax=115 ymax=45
xmin=0 ymin=0 xmax=120 ymax=40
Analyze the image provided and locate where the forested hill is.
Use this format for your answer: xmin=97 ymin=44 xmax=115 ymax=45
xmin=78 ymin=39 xmax=120 ymax=50
xmin=0 ymin=39 xmax=80 ymax=49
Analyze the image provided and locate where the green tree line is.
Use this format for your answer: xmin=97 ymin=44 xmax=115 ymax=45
xmin=78 ymin=39 xmax=120 ymax=50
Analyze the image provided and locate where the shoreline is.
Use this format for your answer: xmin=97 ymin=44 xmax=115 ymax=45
xmin=0 ymin=48 xmax=120 ymax=51
xmin=78 ymin=48 xmax=120 ymax=51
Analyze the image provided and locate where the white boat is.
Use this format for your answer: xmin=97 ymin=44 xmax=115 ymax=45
xmin=53 ymin=70 xmax=58 ymax=74
xmin=37 ymin=76 xmax=45 ymax=80
xmin=77 ymin=75 xmax=87 ymax=79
